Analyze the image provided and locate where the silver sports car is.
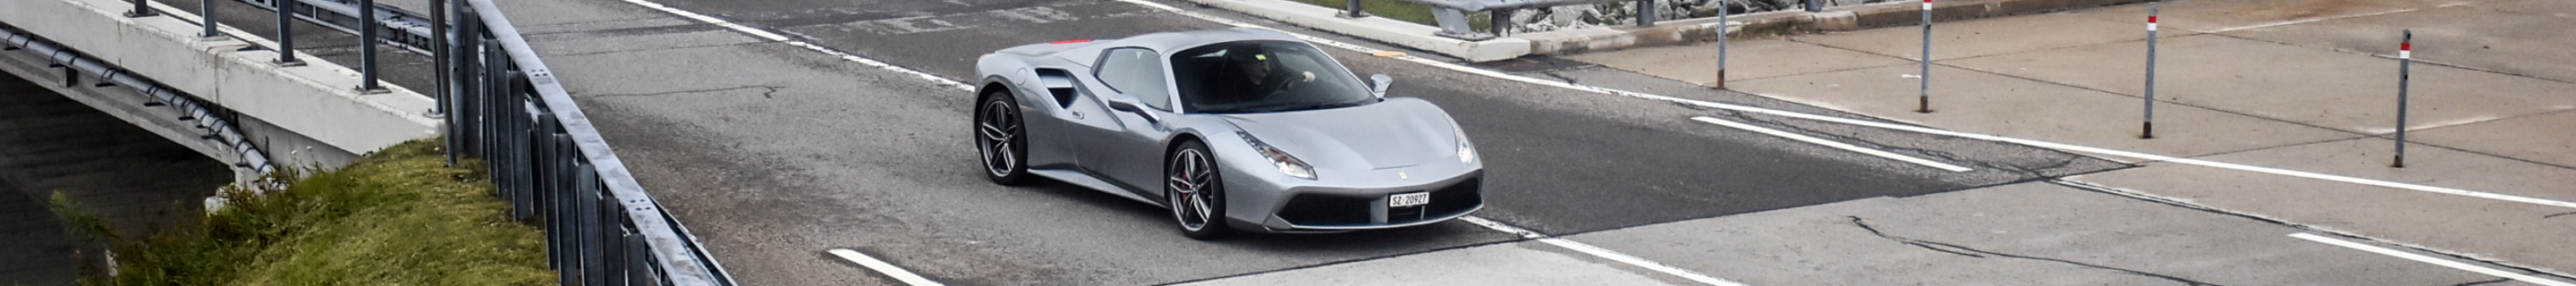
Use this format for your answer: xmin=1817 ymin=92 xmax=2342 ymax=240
xmin=970 ymin=28 xmax=1484 ymax=239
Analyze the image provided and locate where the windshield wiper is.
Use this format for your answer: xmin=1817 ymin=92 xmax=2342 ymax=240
xmin=1238 ymin=103 xmax=1330 ymax=113
xmin=1219 ymin=97 xmax=1373 ymax=113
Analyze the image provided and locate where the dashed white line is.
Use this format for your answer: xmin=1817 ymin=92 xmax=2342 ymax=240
xmin=1691 ymin=116 xmax=1973 ymax=172
xmin=827 ymin=248 xmax=947 ymax=286
xmin=2288 ymin=233 xmax=2576 ymax=286
xmin=1461 ymin=216 xmax=1753 ymax=286
xmin=2201 ymin=7 xmax=2434 ymax=33
xmin=606 ymin=0 xmax=976 ymax=91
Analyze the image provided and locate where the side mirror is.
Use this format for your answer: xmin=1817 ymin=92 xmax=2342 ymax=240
xmin=1106 ymin=99 xmax=1161 ymax=124
xmin=1368 ymin=73 xmax=1394 ymax=97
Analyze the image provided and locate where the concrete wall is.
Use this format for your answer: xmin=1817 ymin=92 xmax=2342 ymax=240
xmin=0 ymin=0 xmax=441 ymax=158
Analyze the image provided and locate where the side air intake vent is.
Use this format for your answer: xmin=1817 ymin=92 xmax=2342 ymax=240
xmin=1035 ymin=69 xmax=1078 ymax=108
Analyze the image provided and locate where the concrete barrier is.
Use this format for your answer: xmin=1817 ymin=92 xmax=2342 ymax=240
xmin=0 ymin=0 xmax=440 ymax=158
xmin=1182 ymin=0 xmax=1531 ymax=62
xmin=1181 ymin=0 xmax=2150 ymax=61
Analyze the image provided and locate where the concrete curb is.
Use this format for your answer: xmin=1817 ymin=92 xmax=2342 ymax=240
xmin=1178 ymin=0 xmax=2151 ymax=61
xmin=0 ymin=0 xmax=441 ymax=156
xmin=1182 ymin=0 xmax=1531 ymax=62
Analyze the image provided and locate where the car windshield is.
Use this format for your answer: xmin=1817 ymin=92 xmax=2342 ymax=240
xmin=1171 ymin=40 xmax=1374 ymax=114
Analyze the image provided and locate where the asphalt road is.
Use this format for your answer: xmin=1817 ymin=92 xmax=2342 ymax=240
xmin=498 ymin=0 xmax=2123 ymax=284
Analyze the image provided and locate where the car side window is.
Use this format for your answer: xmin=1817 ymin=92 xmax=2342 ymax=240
xmin=1095 ymin=47 xmax=1174 ymax=110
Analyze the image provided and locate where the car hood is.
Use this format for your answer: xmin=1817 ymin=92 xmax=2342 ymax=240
xmin=1216 ymin=98 xmax=1458 ymax=170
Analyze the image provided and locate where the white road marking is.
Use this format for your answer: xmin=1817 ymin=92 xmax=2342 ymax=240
xmin=827 ymin=248 xmax=947 ymax=286
xmin=607 ymin=0 xmax=977 ymax=91
xmin=2058 ymin=178 xmax=2576 ymax=280
xmin=1691 ymin=116 xmax=1973 ymax=172
xmin=1460 ymin=215 xmax=1546 ymax=239
xmin=2289 ymin=233 xmax=2576 ymax=286
xmin=2357 ymin=114 xmax=2508 ymax=134
xmin=2203 ymin=7 xmax=2429 ymax=33
xmin=1462 ymin=216 xmax=1752 ymax=286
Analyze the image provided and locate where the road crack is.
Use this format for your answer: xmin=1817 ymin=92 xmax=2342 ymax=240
xmin=1707 ymin=109 xmax=2064 ymax=178
xmin=2449 ymin=278 xmax=2512 ymax=286
xmin=2546 ymin=212 xmax=2576 ymax=219
xmin=593 ymin=86 xmax=785 ymax=98
xmin=1536 ymin=71 xmax=1579 ymax=84
xmin=1848 ymin=216 xmax=2227 ymax=286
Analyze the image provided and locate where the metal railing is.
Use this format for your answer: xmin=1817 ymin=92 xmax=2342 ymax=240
xmin=446 ymin=0 xmax=739 ymax=284
xmin=111 ymin=0 xmax=741 ymax=283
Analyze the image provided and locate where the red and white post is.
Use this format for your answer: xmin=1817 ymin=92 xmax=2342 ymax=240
xmin=2142 ymin=3 xmax=2159 ymax=139
xmin=1917 ymin=0 xmax=1934 ymax=113
xmin=2394 ymin=29 xmax=2413 ymax=168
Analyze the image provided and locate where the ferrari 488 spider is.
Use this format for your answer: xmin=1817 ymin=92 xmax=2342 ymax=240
xmin=970 ymin=28 xmax=1483 ymax=239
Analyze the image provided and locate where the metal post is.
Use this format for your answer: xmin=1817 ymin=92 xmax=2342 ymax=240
xmin=571 ymin=163 xmax=600 ymax=286
xmin=627 ymin=232 xmax=653 ymax=286
xmin=459 ymin=15 xmax=485 ymax=156
xmin=1806 ymin=0 xmax=1826 ymax=13
xmin=431 ymin=2 xmax=450 ymax=106
xmin=482 ymin=42 xmax=505 ymax=161
xmin=586 ymin=188 xmax=611 ymax=286
xmin=1638 ymin=0 xmax=1658 ymax=28
xmin=200 ymin=0 xmax=222 ymax=38
xmin=127 ymin=0 xmax=158 ymax=17
xmin=357 ymin=0 xmax=386 ymax=94
xmin=2394 ymin=29 xmax=2411 ymax=168
xmin=1916 ymin=0 xmax=1933 ymax=113
xmin=434 ymin=0 xmax=453 ymax=165
xmin=1715 ymin=1 xmax=1728 ymax=89
xmin=274 ymin=0 xmax=302 ymax=66
xmin=1342 ymin=0 xmax=1367 ymax=18
xmin=603 ymin=218 xmax=627 ymax=286
xmin=2141 ymin=3 xmax=2157 ymax=139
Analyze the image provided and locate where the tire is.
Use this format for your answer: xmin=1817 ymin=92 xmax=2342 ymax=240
xmin=1167 ymin=140 xmax=1231 ymax=240
xmin=976 ymin=89 xmax=1032 ymax=185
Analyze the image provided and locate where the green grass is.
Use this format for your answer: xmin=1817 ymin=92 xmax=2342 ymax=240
xmin=49 ymin=139 xmax=552 ymax=286
xmin=1284 ymin=0 xmax=1494 ymax=33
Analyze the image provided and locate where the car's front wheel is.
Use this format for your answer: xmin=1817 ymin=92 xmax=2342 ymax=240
xmin=1167 ymin=140 xmax=1230 ymax=240
xmin=977 ymin=90 xmax=1030 ymax=185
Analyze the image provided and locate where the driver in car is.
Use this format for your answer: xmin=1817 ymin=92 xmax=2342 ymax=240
xmin=1217 ymin=50 xmax=1314 ymax=104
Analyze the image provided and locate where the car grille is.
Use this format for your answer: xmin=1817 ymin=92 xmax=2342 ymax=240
xmin=1422 ymin=178 xmax=1481 ymax=219
xmin=1277 ymin=195 xmax=1374 ymax=226
xmin=1275 ymin=177 xmax=1483 ymax=227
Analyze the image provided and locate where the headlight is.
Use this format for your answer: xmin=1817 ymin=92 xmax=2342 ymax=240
xmin=1455 ymin=127 xmax=1477 ymax=163
xmin=1237 ymin=131 xmax=1316 ymax=180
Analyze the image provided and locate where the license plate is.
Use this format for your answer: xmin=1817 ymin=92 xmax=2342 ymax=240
xmin=1389 ymin=192 xmax=1429 ymax=207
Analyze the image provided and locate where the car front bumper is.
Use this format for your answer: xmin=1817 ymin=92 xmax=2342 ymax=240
xmin=1241 ymin=169 xmax=1485 ymax=233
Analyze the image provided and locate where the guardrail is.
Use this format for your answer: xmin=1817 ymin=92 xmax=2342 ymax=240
xmin=1343 ymin=0 xmax=1841 ymax=39
xmin=445 ymin=0 xmax=739 ymax=285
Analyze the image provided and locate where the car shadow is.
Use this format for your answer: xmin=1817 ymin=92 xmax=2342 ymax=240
xmin=1005 ymin=178 xmax=1518 ymax=255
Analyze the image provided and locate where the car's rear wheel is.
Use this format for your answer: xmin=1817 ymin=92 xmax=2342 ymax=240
xmin=977 ymin=90 xmax=1030 ymax=185
xmin=1167 ymin=140 xmax=1230 ymax=240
